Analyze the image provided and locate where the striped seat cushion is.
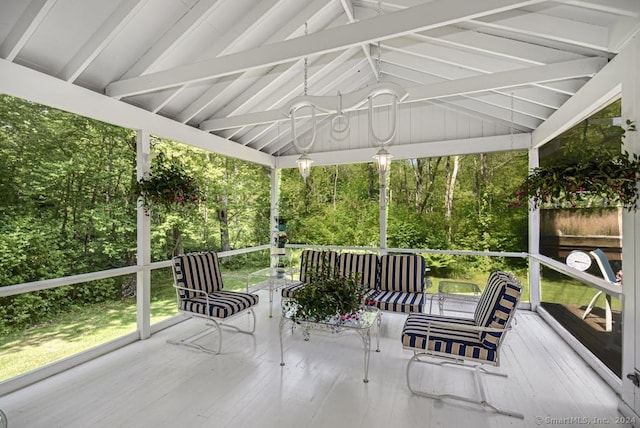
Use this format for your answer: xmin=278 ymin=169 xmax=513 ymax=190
xmin=173 ymin=252 xmax=224 ymax=298
xmin=281 ymin=281 xmax=305 ymax=299
xmin=379 ymin=254 xmax=426 ymax=293
xmin=402 ymin=312 xmax=497 ymax=363
xmin=473 ymin=271 xmax=522 ymax=350
xmin=367 ymin=290 xmax=425 ymax=313
xmin=178 ymin=290 xmax=259 ymax=319
xmin=299 ymin=250 xmax=339 ymax=284
xmin=337 ymin=253 xmax=379 ymax=291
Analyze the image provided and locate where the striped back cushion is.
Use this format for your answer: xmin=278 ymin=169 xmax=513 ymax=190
xmin=173 ymin=252 xmax=224 ymax=299
xmin=378 ymin=254 xmax=426 ymax=293
xmin=338 ymin=253 xmax=379 ymax=290
xmin=299 ymin=250 xmax=339 ymax=284
xmin=473 ymin=271 xmax=522 ymax=350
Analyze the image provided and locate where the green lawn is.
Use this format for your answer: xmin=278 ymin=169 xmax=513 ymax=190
xmin=0 ymin=268 xmax=253 ymax=382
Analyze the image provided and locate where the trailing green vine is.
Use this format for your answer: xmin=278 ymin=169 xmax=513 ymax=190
xmin=512 ymin=120 xmax=639 ymax=210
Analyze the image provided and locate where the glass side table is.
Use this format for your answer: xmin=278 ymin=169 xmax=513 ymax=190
xmin=247 ymin=266 xmax=298 ymax=317
xmin=429 ymin=280 xmax=481 ymax=314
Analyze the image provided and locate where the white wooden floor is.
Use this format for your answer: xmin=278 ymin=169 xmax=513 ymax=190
xmin=1 ymin=289 xmax=629 ymax=428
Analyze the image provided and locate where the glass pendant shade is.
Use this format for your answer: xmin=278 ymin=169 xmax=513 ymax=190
xmin=297 ymin=153 xmax=313 ymax=180
xmin=374 ymin=147 xmax=392 ymax=173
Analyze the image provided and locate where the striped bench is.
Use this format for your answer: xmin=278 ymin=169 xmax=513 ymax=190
xmin=169 ymin=251 xmax=259 ymax=354
xmin=282 ymin=251 xmax=428 ymax=315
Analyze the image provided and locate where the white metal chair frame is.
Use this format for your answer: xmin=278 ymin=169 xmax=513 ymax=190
xmin=168 ymin=283 xmax=257 ymax=355
xmin=405 ymin=319 xmax=522 ymax=419
xmin=404 ymin=271 xmax=522 ymax=419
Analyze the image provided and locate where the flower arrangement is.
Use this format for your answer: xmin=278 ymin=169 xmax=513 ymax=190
xmin=512 ymin=120 xmax=640 ymax=210
xmin=285 ymin=258 xmax=367 ymax=324
xmin=134 ymin=152 xmax=205 ymax=210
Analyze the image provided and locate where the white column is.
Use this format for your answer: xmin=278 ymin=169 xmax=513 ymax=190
xmin=136 ymin=130 xmax=151 ymax=340
xmin=270 ymin=167 xmax=280 ymax=267
xmin=619 ymin=33 xmax=640 ymax=418
xmin=379 ymin=169 xmax=388 ymax=254
xmin=528 ymin=147 xmax=541 ymax=310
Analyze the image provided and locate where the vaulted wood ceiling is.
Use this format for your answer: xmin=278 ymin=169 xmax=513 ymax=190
xmin=1 ymin=0 xmax=639 ymax=168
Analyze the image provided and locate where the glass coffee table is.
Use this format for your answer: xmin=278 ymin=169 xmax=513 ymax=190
xmin=279 ymin=306 xmax=381 ymax=383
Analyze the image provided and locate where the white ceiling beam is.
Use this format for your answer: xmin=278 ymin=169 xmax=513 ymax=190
xmin=174 ymin=0 xmax=285 ymax=123
xmin=119 ymin=0 xmax=224 ymax=80
xmin=405 ymin=57 xmax=605 ymax=102
xmin=146 ymin=0 xmax=286 ymax=113
xmin=0 ymin=0 xmax=57 ymax=61
xmin=129 ymin=0 xmax=341 ymax=113
xmin=200 ymin=56 xmax=605 ymax=131
xmin=204 ymin=0 xmax=341 ymax=121
xmin=443 ymin=97 xmax=541 ymax=129
xmin=383 ymin=62 xmax=553 ymax=119
xmin=338 ymin=0 xmax=379 ymax=80
xmin=559 ymin=0 xmax=640 ymax=17
xmin=532 ymin=56 xmax=622 ymax=148
xmin=0 ymin=59 xmax=272 ymax=167
xmin=468 ymin=11 xmax=608 ymax=52
xmin=413 ymin=28 xmax=584 ymax=65
xmin=105 ymin=0 xmax=545 ymax=98
xmin=383 ymin=36 xmax=535 ymax=73
xmin=243 ymin=62 xmax=371 ymax=151
xmin=60 ymin=0 xmax=149 ymax=82
xmin=165 ymin=0 xmax=340 ymax=119
xmin=276 ymin=133 xmax=532 ymax=168
xmin=608 ymin=17 xmax=640 ymax=52
xmin=503 ymin=87 xmax=569 ymax=109
xmin=220 ymin=50 xmax=365 ymax=141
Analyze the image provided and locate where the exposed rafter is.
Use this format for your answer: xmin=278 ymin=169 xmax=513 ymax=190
xmin=60 ymin=0 xmax=149 ymax=82
xmin=0 ymin=0 xmax=57 ymax=61
xmin=200 ymin=57 xmax=605 ymax=131
xmin=105 ymin=0 xmax=544 ymax=98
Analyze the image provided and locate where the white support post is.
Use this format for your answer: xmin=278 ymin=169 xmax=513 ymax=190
xmin=136 ymin=130 xmax=151 ymax=340
xmin=270 ymin=167 xmax=280 ymax=267
xmin=528 ymin=147 xmax=541 ymax=310
xmin=619 ymin=33 xmax=640 ymax=419
xmin=379 ymin=169 xmax=388 ymax=255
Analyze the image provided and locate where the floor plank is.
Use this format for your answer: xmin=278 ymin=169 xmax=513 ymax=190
xmin=0 ymin=289 xmax=629 ymax=428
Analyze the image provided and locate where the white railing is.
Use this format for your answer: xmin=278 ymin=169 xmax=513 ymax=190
xmin=0 ymin=244 xmax=271 ymax=298
xmin=0 ymin=243 xmax=620 ymax=395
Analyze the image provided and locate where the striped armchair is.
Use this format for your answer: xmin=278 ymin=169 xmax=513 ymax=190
xmin=169 ymin=251 xmax=259 ymax=354
xmin=401 ymin=270 xmax=523 ymax=418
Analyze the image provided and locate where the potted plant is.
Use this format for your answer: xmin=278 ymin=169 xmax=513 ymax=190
xmin=285 ymin=260 xmax=366 ymax=324
xmin=512 ymin=120 xmax=640 ymax=210
xmin=134 ymin=152 xmax=205 ymax=211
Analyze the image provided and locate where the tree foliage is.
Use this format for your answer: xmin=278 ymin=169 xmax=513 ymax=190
xmin=7 ymin=92 xmax=594 ymax=334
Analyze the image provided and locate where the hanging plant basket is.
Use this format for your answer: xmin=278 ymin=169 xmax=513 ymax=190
xmin=512 ymin=120 xmax=639 ymax=211
xmin=512 ymin=151 xmax=640 ymax=211
xmin=134 ymin=153 xmax=205 ymax=210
